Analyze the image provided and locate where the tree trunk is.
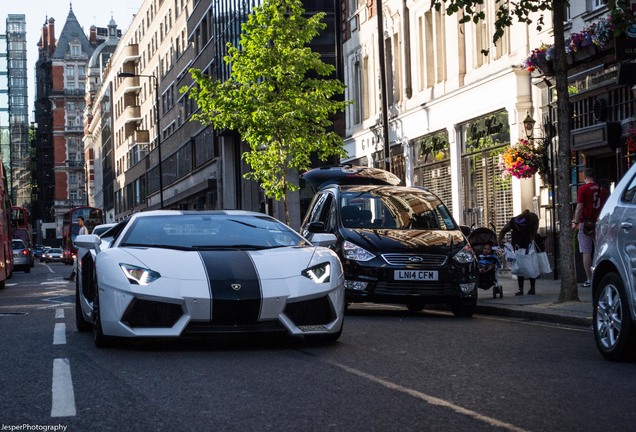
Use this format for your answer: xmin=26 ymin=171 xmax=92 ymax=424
xmin=283 ymin=187 xmax=290 ymax=226
xmin=552 ymin=1 xmax=580 ymax=302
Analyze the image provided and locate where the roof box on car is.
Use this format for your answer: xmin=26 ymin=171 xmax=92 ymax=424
xmin=300 ymin=165 xmax=401 ymax=192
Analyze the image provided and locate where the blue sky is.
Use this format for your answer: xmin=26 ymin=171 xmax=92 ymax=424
xmin=4 ymin=0 xmax=143 ymax=117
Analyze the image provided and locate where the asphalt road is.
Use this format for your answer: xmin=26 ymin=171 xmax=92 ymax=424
xmin=1 ymin=262 xmax=635 ymax=432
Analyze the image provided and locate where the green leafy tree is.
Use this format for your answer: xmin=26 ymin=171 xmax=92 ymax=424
xmin=184 ymin=0 xmax=350 ymax=224
xmin=428 ymin=0 xmax=579 ymax=301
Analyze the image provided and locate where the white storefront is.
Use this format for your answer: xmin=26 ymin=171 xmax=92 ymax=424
xmin=341 ymin=1 xmax=553 ymax=229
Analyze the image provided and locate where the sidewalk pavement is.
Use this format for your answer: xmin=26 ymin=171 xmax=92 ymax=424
xmin=475 ymin=269 xmax=593 ymax=327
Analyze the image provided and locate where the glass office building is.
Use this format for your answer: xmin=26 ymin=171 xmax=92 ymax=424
xmin=6 ymin=14 xmax=28 ymax=206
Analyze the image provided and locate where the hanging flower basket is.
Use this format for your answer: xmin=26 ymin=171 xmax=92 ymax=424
xmin=498 ymin=138 xmax=545 ymax=179
xmin=523 ymin=43 xmax=555 ymax=75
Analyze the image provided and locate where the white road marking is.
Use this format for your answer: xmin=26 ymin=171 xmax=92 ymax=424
xmin=55 ymin=308 xmax=65 ymax=319
xmin=53 ymin=323 xmax=66 ymax=345
xmin=478 ymin=315 xmax=592 ymax=332
xmin=51 ymin=358 xmax=76 ymax=417
xmin=328 ymin=361 xmax=529 ymax=432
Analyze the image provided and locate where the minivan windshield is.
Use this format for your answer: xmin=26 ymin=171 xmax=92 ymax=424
xmin=340 ymin=188 xmax=457 ymax=230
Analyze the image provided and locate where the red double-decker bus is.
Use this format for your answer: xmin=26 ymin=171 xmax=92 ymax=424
xmin=11 ymin=206 xmax=33 ymax=249
xmin=62 ymin=206 xmax=104 ymax=264
xmin=0 ymin=164 xmax=12 ymax=286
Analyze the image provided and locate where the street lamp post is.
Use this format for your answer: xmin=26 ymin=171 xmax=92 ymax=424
xmin=117 ymin=72 xmax=164 ymax=209
xmin=523 ymin=111 xmax=558 ymax=279
xmin=376 ymin=1 xmax=391 ymax=173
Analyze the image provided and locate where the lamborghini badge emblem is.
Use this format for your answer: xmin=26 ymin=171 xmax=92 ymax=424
xmin=231 ymin=283 xmax=241 ymax=291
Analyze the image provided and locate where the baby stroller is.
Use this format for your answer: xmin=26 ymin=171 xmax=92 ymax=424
xmin=467 ymin=226 xmax=503 ymax=299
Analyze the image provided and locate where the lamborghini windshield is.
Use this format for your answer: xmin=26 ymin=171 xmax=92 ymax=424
xmin=120 ymin=214 xmax=308 ymax=249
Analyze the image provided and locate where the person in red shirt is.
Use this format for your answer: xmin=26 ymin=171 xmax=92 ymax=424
xmin=572 ymin=168 xmax=608 ymax=287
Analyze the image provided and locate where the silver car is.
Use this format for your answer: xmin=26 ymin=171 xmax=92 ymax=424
xmin=44 ymin=248 xmax=64 ymax=263
xmin=592 ymin=161 xmax=636 ymax=361
xmin=12 ymin=239 xmax=31 ymax=273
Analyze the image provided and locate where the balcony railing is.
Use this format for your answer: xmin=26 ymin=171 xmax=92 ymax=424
xmin=127 ymin=129 xmax=150 ymax=149
xmin=122 ymin=44 xmax=140 ymax=63
xmin=120 ymin=75 xmax=141 ymax=93
xmin=123 ymin=106 xmax=141 ymax=123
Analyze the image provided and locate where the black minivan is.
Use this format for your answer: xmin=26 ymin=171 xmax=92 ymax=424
xmin=300 ymin=166 xmax=478 ymax=317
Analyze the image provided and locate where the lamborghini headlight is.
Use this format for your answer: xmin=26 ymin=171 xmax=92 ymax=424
xmin=120 ymin=263 xmax=161 ymax=285
xmin=302 ymin=262 xmax=331 ymax=283
xmin=343 ymin=241 xmax=375 ymax=261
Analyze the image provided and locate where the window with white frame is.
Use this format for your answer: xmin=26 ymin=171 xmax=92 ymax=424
xmin=493 ymin=0 xmax=510 ymax=59
xmin=474 ymin=3 xmax=489 ymax=68
xmin=351 ymin=54 xmax=363 ymax=125
xmin=419 ymin=8 xmax=447 ymax=90
xmin=70 ymin=43 xmax=81 ymax=57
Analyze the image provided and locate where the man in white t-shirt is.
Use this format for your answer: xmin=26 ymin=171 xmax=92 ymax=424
xmin=64 ymin=216 xmax=88 ymax=282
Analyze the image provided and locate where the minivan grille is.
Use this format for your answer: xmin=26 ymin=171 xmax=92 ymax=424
xmin=381 ymin=254 xmax=447 ymax=266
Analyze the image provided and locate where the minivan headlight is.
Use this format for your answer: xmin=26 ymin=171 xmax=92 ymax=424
xmin=453 ymin=245 xmax=475 ymax=264
xmin=343 ymin=241 xmax=375 ymax=261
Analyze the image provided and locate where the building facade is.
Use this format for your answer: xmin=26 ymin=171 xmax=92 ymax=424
xmin=0 ymin=32 xmax=8 ymax=183
xmin=342 ymin=0 xmax=636 ymax=278
xmin=6 ymin=14 xmax=28 ymax=207
xmin=85 ymin=0 xmax=342 ymax=228
xmin=33 ymin=6 xmax=115 ymax=240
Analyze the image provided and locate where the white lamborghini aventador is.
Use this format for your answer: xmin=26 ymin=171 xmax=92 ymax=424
xmin=74 ymin=210 xmax=344 ymax=347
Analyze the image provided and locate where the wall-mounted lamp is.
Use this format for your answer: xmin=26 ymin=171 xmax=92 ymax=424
xmin=523 ymin=111 xmax=536 ymax=140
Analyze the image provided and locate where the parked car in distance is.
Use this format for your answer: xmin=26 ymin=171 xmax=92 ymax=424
xmin=91 ymin=223 xmax=117 ymax=237
xmin=33 ymin=244 xmax=45 ymax=259
xmin=592 ymin=161 xmax=636 ymax=361
xmin=300 ymin=166 xmax=478 ymax=317
xmin=44 ymin=248 xmax=64 ymax=263
xmin=40 ymin=246 xmax=51 ymax=262
xmin=74 ymin=210 xmax=344 ymax=347
xmin=12 ymin=239 xmax=30 ymax=273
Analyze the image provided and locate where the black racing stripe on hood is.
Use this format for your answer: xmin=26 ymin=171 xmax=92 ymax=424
xmin=199 ymin=251 xmax=261 ymax=324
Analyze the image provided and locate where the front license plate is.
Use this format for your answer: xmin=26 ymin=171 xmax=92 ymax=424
xmin=394 ymin=270 xmax=438 ymax=281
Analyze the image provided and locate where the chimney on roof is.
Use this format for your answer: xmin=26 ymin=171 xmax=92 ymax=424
xmin=89 ymin=25 xmax=97 ymax=48
xmin=47 ymin=17 xmax=56 ymax=56
xmin=40 ymin=21 xmax=48 ymax=53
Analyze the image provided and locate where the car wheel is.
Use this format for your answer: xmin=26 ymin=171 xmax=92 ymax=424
xmin=594 ymin=272 xmax=636 ymax=361
xmin=451 ymin=300 xmax=476 ymax=318
xmin=0 ymin=279 xmax=5 ymax=289
xmin=75 ymin=279 xmax=91 ymax=332
xmin=93 ymin=289 xmax=113 ymax=348
xmin=25 ymin=266 xmax=30 ymax=274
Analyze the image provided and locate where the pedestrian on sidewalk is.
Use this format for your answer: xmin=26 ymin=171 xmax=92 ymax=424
xmin=572 ymin=168 xmax=608 ymax=288
xmin=498 ymin=209 xmax=539 ymax=296
xmin=64 ymin=216 xmax=88 ymax=282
